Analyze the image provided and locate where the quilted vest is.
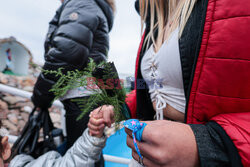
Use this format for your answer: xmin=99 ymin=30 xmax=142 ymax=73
xmin=186 ymin=0 xmax=250 ymax=166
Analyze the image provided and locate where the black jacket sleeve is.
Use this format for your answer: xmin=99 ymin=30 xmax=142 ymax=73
xmin=190 ymin=122 xmax=243 ymax=167
xmin=32 ymin=1 xmax=100 ymax=109
xmin=44 ymin=5 xmax=63 ymax=54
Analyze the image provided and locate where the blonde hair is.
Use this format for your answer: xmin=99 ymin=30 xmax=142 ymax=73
xmin=105 ymin=0 xmax=116 ymax=13
xmin=140 ymin=0 xmax=197 ymax=51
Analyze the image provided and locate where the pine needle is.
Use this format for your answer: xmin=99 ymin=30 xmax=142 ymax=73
xmin=43 ymin=58 xmax=129 ymax=127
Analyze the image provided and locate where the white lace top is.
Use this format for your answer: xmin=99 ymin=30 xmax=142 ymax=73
xmin=141 ymin=28 xmax=186 ymax=120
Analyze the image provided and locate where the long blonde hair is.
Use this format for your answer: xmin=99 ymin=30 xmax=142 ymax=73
xmin=140 ymin=0 xmax=197 ymax=51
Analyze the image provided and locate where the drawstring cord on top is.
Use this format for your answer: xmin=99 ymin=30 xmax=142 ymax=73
xmin=155 ymin=92 xmax=166 ymax=120
xmin=148 ymin=48 xmax=166 ymax=120
xmin=151 ymin=90 xmax=166 ymax=120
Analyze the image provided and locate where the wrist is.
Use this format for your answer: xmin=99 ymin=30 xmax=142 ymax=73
xmin=84 ymin=129 xmax=106 ymax=148
xmin=88 ymin=129 xmax=104 ymax=138
xmin=95 ymin=133 xmax=104 ymax=138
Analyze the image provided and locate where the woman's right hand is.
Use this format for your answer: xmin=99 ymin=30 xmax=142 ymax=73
xmin=125 ymin=120 xmax=199 ymax=167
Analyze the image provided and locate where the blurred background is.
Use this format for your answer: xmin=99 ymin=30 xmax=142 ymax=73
xmin=0 ymin=1 xmax=140 ymax=166
xmin=0 ymin=0 xmax=141 ymax=75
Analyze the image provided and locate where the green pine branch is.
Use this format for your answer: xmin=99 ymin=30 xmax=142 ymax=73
xmin=42 ymin=59 xmax=128 ymax=125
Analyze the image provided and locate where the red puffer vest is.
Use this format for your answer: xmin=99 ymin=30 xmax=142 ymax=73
xmin=187 ymin=0 xmax=250 ymax=165
xmin=126 ymin=0 xmax=250 ymax=166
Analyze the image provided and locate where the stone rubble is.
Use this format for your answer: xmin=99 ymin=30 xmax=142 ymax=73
xmin=0 ymin=70 xmax=62 ymax=137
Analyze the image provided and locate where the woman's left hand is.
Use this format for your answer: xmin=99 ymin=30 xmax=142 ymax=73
xmin=125 ymin=120 xmax=199 ymax=167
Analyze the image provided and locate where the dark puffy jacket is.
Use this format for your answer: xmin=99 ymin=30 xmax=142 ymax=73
xmin=32 ymin=0 xmax=114 ymax=109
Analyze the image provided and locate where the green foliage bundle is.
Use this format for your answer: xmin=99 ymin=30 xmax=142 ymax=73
xmin=43 ymin=59 xmax=129 ymax=124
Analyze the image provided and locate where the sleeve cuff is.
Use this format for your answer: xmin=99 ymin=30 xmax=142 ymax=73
xmin=189 ymin=124 xmax=230 ymax=167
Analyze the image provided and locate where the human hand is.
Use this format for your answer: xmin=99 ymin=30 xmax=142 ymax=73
xmin=125 ymin=120 xmax=199 ymax=167
xmin=88 ymin=105 xmax=115 ymax=137
xmin=1 ymin=136 xmax=11 ymax=161
xmin=88 ymin=108 xmax=105 ymax=138
xmin=96 ymin=105 xmax=115 ymax=127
